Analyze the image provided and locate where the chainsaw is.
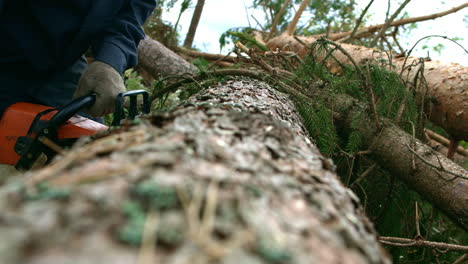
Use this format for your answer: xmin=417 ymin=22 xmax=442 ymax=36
xmin=0 ymin=90 xmax=150 ymax=170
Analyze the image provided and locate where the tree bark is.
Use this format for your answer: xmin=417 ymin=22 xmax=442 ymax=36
xmin=267 ymin=34 xmax=468 ymax=140
xmin=138 ymin=37 xmax=198 ymax=77
xmin=0 ymin=78 xmax=390 ymax=264
xmin=183 ymin=0 xmax=205 ymax=48
xmin=329 ymin=93 xmax=468 ymax=231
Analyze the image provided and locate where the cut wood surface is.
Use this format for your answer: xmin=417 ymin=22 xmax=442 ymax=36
xmin=0 ymin=78 xmax=390 ymax=264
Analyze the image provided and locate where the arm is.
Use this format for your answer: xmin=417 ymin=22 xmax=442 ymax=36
xmin=92 ymin=0 xmax=157 ymax=73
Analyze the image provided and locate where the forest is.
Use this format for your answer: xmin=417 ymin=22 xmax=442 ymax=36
xmin=0 ymin=0 xmax=467 ymax=263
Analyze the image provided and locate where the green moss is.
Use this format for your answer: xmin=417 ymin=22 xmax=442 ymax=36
xmin=257 ymin=238 xmax=292 ymax=264
xmin=24 ymin=183 xmax=70 ymax=201
xmin=133 ymin=180 xmax=179 ymax=210
xmin=118 ymin=201 xmax=146 ymax=246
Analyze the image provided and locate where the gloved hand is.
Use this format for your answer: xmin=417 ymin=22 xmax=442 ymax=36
xmin=74 ymin=61 xmax=126 ymax=117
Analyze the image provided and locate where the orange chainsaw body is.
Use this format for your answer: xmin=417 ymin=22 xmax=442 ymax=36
xmin=0 ymin=102 xmax=108 ymax=165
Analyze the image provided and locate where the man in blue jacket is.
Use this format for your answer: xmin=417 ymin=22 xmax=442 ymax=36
xmin=0 ymin=0 xmax=156 ymax=118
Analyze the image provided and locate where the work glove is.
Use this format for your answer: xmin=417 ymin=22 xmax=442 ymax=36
xmin=74 ymin=61 xmax=126 ymax=117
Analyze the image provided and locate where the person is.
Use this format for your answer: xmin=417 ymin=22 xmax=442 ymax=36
xmin=0 ymin=0 xmax=157 ymax=118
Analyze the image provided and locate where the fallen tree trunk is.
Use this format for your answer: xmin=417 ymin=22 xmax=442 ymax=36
xmin=267 ymin=34 xmax=468 ymax=141
xmin=0 ymin=79 xmax=390 ymax=263
xmin=327 ymin=93 xmax=468 ymax=231
xmin=138 ymin=37 xmax=198 ymax=77
xmin=139 ymin=37 xmax=467 ymax=229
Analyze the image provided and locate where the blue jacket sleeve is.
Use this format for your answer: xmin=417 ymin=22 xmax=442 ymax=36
xmin=92 ymin=0 xmax=156 ymax=73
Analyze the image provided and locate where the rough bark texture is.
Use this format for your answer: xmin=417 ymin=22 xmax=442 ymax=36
xmin=267 ymin=35 xmax=468 ymax=140
xmin=138 ymin=37 xmax=198 ymax=77
xmin=0 ymin=78 xmax=390 ymax=264
xmin=330 ymin=93 xmax=468 ymax=230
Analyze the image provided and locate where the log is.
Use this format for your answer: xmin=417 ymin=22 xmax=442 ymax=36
xmin=267 ymin=34 xmax=468 ymax=140
xmin=329 ymin=93 xmax=468 ymax=230
xmin=138 ymin=37 xmax=198 ymax=77
xmin=0 ymin=79 xmax=390 ymax=263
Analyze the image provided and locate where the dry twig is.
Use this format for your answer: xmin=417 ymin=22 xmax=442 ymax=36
xmin=370 ymin=0 xmax=411 ymax=47
xmin=405 ymin=143 xmax=468 ymax=181
xmin=380 ymin=236 xmax=468 ymax=253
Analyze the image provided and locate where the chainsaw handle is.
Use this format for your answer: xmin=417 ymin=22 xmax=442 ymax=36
xmin=48 ymin=93 xmax=97 ymax=130
xmin=112 ymin=90 xmax=150 ymax=126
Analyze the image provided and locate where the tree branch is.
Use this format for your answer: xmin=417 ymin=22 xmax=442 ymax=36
xmin=176 ymin=47 xmax=238 ymax=63
xmin=369 ymin=0 xmax=412 ymax=47
xmin=267 ymin=0 xmax=291 ymax=40
xmin=380 ymin=236 xmax=468 ymax=253
xmin=425 ymin=129 xmax=468 ymax=157
xmin=286 ymin=0 xmax=309 ymax=36
xmin=339 ymin=0 xmax=375 ymax=43
xmin=319 ymin=2 xmax=468 ymax=41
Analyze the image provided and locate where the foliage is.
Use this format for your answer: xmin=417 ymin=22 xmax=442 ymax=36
xmin=288 ymin=47 xmax=465 ymax=262
xmin=143 ymin=0 xmax=193 ymax=47
xmin=124 ymin=69 xmax=149 ymax=91
xmin=292 ymin=51 xmax=420 ymax=157
xmin=219 ymin=27 xmax=268 ymax=51
xmin=294 ymin=97 xmax=339 ymax=155
xmin=252 ymin=0 xmax=359 ymax=35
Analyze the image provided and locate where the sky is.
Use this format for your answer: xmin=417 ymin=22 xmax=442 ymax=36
xmin=162 ymin=0 xmax=468 ymax=65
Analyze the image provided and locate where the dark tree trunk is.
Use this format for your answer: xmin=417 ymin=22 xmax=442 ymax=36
xmin=183 ymin=0 xmax=205 ymax=48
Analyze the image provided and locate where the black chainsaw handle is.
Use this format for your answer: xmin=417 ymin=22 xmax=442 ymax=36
xmin=112 ymin=90 xmax=150 ymax=126
xmin=46 ymin=89 xmax=150 ymax=130
xmin=47 ymin=93 xmax=97 ymax=130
